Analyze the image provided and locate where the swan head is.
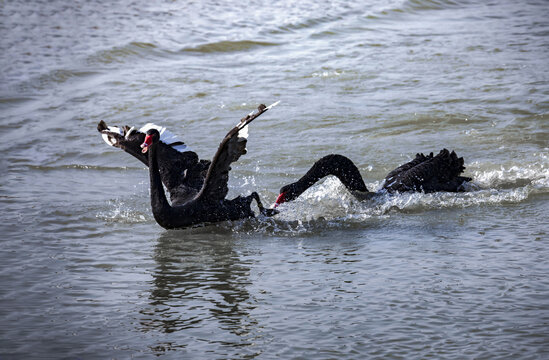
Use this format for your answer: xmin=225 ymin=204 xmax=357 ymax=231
xmin=272 ymin=183 xmax=300 ymax=208
xmin=140 ymin=129 xmax=160 ymax=153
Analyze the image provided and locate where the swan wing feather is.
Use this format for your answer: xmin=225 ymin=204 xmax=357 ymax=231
xmin=196 ymin=102 xmax=278 ymax=202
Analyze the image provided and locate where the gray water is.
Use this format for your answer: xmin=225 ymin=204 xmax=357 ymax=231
xmin=1 ymin=0 xmax=548 ymax=358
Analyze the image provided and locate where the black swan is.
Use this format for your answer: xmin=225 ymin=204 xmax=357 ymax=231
xmin=273 ymin=150 xmax=472 ymax=207
xmin=99 ymin=103 xmax=278 ymax=228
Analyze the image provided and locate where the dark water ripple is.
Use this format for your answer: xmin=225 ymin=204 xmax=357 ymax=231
xmin=1 ymin=0 xmax=549 ymax=358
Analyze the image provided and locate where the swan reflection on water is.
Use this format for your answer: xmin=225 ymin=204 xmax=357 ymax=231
xmin=139 ymin=230 xmax=261 ymax=354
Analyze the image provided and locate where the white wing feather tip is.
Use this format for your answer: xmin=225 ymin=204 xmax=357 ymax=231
xmin=101 ymin=126 xmax=123 ymax=147
xmin=238 ymin=101 xmax=280 ymax=129
xmin=237 ymin=124 xmax=249 ymax=140
xmin=266 ymin=100 xmax=280 ymax=110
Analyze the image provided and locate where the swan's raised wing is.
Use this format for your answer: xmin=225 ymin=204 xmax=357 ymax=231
xmin=196 ymin=102 xmax=279 ymax=202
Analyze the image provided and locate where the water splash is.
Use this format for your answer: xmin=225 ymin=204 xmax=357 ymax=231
xmin=471 ymin=159 xmax=549 ymax=190
xmin=97 ymin=196 xmax=152 ymax=224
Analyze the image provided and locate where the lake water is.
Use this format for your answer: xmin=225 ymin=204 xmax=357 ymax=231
xmin=1 ymin=0 xmax=548 ymax=358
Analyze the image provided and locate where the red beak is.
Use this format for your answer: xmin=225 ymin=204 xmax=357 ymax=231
xmin=272 ymin=192 xmax=287 ymax=208
xmin=141 ymin=135 xmax=153 ymax=153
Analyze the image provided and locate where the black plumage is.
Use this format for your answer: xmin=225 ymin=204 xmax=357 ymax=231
xmin=98 ymin=104 xmax=275 ymax=229
xmin=382 ymin=149 xmax=471 ymax=193
xmin=274 ymin=150 xmax=472 ymax=206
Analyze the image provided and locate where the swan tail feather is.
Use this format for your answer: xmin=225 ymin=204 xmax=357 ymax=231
xmin=383 ymin=148 xmax=471 ymax=193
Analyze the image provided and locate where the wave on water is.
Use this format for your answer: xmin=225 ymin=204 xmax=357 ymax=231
xmin=28 ymin=164 xmax=145 ymax=172
xmin=400 ymin=0 xmax=464 ymax=12
xmin=373 ymin=0 xmax=465 ymax=17
xmin=86 ymin=42 xmax=176 ymax=65
xmin=11 ymin=41 xmax=174 ymax=93
xmin=181 ymin=40 xmax=279 ymax=54
xmin=11 ymin=38 xmax=279 ymax=93
xmin=11 ymin=69 xmax=100 ymax=96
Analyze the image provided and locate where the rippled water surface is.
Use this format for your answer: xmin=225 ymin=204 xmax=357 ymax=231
xmin=1 ymin=0 xmax=548 ymax=358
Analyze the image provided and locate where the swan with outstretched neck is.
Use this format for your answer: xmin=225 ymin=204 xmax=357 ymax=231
xmin=273 ymin=150 xmax=472 ymax=207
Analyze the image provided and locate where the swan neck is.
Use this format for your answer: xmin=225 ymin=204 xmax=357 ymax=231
xmin=283 ymin=154 xmax=369 ymax=203
xmin=304 ymin=154 xmax=369 ymax=192
xmin=148 ymin=143 xmax=171 ymax=215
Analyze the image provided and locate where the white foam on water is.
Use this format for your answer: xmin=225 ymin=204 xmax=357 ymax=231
xmin=472 ymin=165 xmax=549 ymax=189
